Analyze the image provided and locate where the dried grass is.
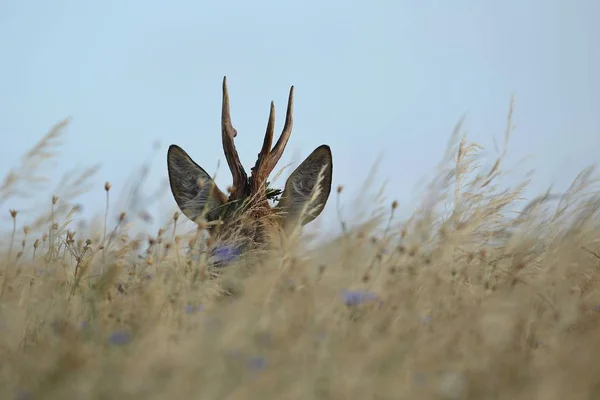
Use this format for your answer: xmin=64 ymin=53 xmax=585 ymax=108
xmin=1 ymin=104 xmax=600 ymax=400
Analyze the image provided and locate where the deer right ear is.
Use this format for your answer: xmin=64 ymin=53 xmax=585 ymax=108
xmin=167 ymin=145 xmax=228 ymax=222
xmin=276 ymin=145 xmax=333 ymax=226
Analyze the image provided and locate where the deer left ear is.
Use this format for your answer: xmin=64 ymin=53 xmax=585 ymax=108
xmin=167 ymin=145 xmax=228 ymax=223
xmin=276 ymin=145 xmax=333 ymax=226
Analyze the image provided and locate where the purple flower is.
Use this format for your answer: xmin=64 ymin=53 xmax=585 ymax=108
xmin=223 ymin=350 xmax=268 ymax=371
xmin=37 ymin=268 xmax=55 ymax=277
xmin=248 ymin=356 xmax=268 ymax=371
xmin=109 ymin=331 xmax=131 ymax=346
xmin=185 ymin=304 xmax=203 ymax=314
xmin=341 ymin=290 xmax=379 ymax=306
xmin=79 ymin=321 xmax=93 ymax=332
xmin=79 ymin=321 xmax=93 ymax=339
xmin=211 ymin=245 xmax=240 ymax=265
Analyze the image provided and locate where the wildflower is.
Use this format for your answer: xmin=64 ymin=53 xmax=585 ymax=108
xmin=109 ymin=331 xmax=131 ymax=346
xmin=211 ymin=245 xmax=240 ymax=265
xmin=341 ymin=290 xmax=378 ymax=306
xmin=248 ymin=356 xmax=268 ymax=371
xmin=37 ymin=268 xmax=55 ymax=277
xmin=224 ymin=350 xmax=268 ymax=372
xmin=78 ymin=321 xmax=93 ymax=339
xmin=184 ymin=304 xmax=203 ymax=314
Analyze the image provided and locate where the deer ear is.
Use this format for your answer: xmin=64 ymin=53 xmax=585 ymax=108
xmin=167 ymin=145 xmax=228 ymax=222
xmin=276 ymin=145 xmax=333 ymax=226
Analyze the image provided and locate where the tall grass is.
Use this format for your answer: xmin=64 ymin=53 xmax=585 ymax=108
xmin=2 ymin=105 xmax=600 ymax=400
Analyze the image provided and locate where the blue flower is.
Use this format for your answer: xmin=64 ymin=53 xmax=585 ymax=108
xmin=79 ymin=321 xmax=94 ymax=339
xmin=211 ymin=245 xmax=240 ymax=265
xmin=37 ymin=268 xmax=55 ymax=277
xmin=79 ymin=321 xmax=94 ymax=333
xmin=341 ymin=290 xmax=379 ymax=306
xmin=109 ymin=331 xmax=131 ymax=346
xmin=185 ymin=304 xmax=203 ymax=314
xmin=248 ymin=356 xmax=268 ymax=371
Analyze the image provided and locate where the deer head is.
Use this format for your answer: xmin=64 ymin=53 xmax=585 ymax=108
xmin=167 ymin=77 xmax=333 ymax=263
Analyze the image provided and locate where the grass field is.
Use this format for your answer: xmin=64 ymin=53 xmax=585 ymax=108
xmin=2 ymin=106 xmax=600 ymax=400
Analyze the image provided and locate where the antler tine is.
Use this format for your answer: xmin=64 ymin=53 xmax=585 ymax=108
xmin=265 ymin=85 xmax=294 ymax=175
xmin=250 ymin=101 xmax=275 ymax=193
xmin=221 ymin=76 xmax=248 ymax=199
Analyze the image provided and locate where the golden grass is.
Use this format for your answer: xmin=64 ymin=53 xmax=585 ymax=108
xmin=2 ymin=104 xmax=600 ymax=400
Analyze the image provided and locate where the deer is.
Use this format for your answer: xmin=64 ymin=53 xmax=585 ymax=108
xmin=167 ymin=77 xmax=333 ymax=266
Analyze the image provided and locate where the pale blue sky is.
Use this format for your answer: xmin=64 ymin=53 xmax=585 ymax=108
xmin=1 ymin=0 xmax=598 ymax=233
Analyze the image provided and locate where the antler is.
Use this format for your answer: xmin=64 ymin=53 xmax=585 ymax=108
xmin=221 ymin=77 xmax=249 ymax=199
xmin=250 ymin=86 xmax=295 ymax=194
